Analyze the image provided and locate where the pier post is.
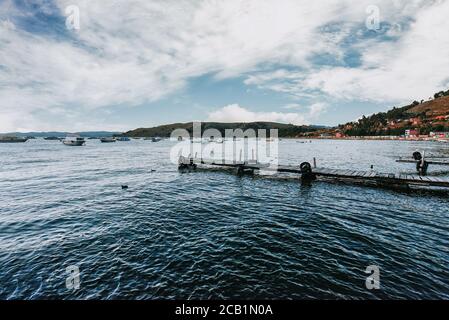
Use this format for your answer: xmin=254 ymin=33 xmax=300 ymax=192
xmin=415 ymin=151 xmax=429 ymax=176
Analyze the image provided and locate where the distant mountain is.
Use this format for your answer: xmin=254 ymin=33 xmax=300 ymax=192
xmin=124 ymin=122 xmax=327 ymax=138
xmin=336 ymin=90 xmax=449 ymax=136
xmin=2 ymin=131 xmax=121 ymax=138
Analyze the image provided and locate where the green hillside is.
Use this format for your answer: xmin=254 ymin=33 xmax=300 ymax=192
xmin=338 ymin=90 xmax=449 ymax=136
xmin=124 ymin=122 xmax=325 ymax=138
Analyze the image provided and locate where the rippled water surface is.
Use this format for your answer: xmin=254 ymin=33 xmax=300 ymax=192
xmin=0 ymin=139 xmax=448 ymax=299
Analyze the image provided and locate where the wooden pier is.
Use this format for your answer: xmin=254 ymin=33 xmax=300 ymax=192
xmin=179 ymin=156 xmax=449 ymax=189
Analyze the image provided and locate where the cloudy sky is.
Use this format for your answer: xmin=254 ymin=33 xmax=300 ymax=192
xmin=1 ymin=0 xmax=449 ymax=132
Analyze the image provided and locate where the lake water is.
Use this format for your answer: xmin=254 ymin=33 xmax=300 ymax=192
xmin=0 ymin=139 xmax=448 ymax=299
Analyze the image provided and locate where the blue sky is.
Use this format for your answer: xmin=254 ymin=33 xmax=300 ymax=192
xmin=1 ymin=0 xmax=449 ymax=132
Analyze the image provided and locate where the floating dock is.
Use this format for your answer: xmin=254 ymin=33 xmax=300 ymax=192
xmin=179 ymin=156 xmax=449 ymax=189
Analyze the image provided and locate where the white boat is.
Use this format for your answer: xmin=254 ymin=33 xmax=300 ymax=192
xmin=62 ymin=136 xmax=86 ymax=146
xmin=100 ymin=137 xmax=116 ymax=143
xmin=116 ymin=137 xmax=130 ymax=141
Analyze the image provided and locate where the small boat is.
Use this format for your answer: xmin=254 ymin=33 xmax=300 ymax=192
xmin=116 ymin=137 xmax=131 ymax=141
xmin=0 ymin=136 xmax=28 ymax=143
xmin=152 ymin=137 xmax=162 ymax=142
xmin=62 ymin=136 xmax=86 ymax=146
xmin=100 ymin=137 xmax=116 ymax=143
xmin=44 ymin=136 xmax=61 ymax=141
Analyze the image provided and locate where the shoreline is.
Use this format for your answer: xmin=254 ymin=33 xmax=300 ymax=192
xmin=294 ymin=137 xmax=449 ymax=142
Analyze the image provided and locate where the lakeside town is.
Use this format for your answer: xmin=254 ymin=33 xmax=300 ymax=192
xmin=315 ymin=129 xmax=449 ymax=142
xmin=307 ymin=91 xmax=449 ymax=142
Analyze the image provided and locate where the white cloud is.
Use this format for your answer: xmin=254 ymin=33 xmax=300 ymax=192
xmin=207 ymin=104 xmax=308 ymax=125
xmin=282 ymin=102 xmax=328 ymax=118
xmin=0 ymin=0 xmax=447 ymax=131
xmin=308 ymin=103 xmax=329 ymax=118
xmin=282 ymin=103 xmax=303 ymax=110
xmin=243 ymin=1 xmax=449 ymax=104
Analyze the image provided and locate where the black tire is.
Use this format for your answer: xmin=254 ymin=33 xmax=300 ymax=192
xmin=413 ymin=152 xmax=422 ymax=161
xmin=300 ymin=162 xmax=312 ymax=174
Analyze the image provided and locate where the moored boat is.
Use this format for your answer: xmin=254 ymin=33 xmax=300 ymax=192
xmin=100 ymin=137 xmax=116 ymax=143
xmin=62 ymin=136 xmax=86 ymax=146
xmin=116 ymin=137 xmax=130 ymax=141
xmin=0 ymin=136 xmax=28 ymax=143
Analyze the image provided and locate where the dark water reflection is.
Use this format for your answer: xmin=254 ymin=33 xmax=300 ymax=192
xmin=0 ymin=139 xmax=448 ymax=299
